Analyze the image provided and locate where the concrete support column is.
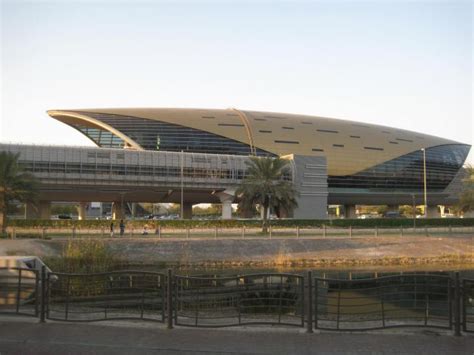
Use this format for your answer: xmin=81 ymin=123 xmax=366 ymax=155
xmin=112 ymin=202 xmax=124 ymax=220
xmin=260 ymin=206 xmax=270 ymax=220
xmin=216 ymin=191 xmax=235 ymax=220
xmin=344 ymin=204 xmax=357 ymax=219
xmin=39 ymin=201 xmax=51 ymax=219
xmin=99 ymin=203 xmax=104 ymax=218
xmin=426 ymin=205 xmax=440 ymax=218
xmin=182 ymin=202 xmax=193 ymax=220
xmin=131 ymin=203 xmax=137 ymax=219
xmin=387 ymin=205 xmax=399 ymax=213
xmin=77 ymin=202 xmax=87 ymax=221
xmin=25 ymin=202 xmax=39 ymax=219
xmin=221 ymin=201 xmax=232 ymax=220
xmin=439 ymin=205 xmax=446 ymax=216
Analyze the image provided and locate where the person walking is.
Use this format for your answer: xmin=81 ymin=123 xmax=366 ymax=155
xmin=110 ymin=221 xmax=114 ymax=237
xmin=119 ymin=219 xmax=125 ymax=236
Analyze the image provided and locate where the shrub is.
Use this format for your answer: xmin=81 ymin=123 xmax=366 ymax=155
xmin=44 ymin=239 xmax=122 ymax=273
xmin=9 ymin=217 xmax=474 ymax=229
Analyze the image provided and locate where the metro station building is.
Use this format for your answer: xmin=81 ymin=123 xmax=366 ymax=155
xmin=2 ymin=108 xmax=470 ymax=219
xmin=46 ymin=108 xmax=471 ymax=218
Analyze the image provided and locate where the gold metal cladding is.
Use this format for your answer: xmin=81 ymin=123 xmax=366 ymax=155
xmin=228 ymin=108 xmax=257 ymax=156
xmin=47 ymin=108 xmax=466 ymax=176
xmin=47 ymin=110 xmax=143 ymax=150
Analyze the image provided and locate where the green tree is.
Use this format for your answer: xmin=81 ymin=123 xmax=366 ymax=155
xmin=0 ymin=152 xmax=38 ymax=233
xmin=458 ymin=164 xmax=474 ymax=215
xmin=236 ymin=156 xmax=298 ymax=233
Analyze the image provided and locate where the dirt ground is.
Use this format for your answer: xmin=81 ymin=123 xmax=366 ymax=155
xmin=1 ymin=234 xmax=473 ymax=267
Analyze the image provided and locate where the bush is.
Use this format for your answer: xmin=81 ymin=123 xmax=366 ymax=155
xmin=8 ymin=217 xmax=474 ymax=229
xmin=44 ymin=239 xmax=122 ymax=273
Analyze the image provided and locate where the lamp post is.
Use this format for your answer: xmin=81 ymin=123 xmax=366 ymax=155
xmin=180 ymin=150 xmax=184 ymax=220
xmin=421 ymin=148 xmax=427 ymax=218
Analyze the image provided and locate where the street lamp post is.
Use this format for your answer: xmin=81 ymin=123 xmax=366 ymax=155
xmin=421 ymin=148 xmax=427 ymax=218
xmin=180 ymin=150 xmax=184 ymax=220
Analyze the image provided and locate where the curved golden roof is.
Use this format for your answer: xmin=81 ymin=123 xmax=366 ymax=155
xmin=47 ymin=108 xmax=466 ymax=176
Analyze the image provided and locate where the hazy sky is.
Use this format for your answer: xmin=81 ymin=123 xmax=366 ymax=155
xmin=1 ymin=0 xmax=473 ymax=164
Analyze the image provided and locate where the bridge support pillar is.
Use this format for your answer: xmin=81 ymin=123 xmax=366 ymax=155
xmin=426 ymin=205 xmax=440 ymax=218
xmin=344 ymin=204 xmax=357 ymax=219
xmin=182 ymin=203 xmax=193 ymax=219
xmin=25 ymin=202 xmax=38 ymax=219
xmin=77 ymin=202 xmax=87 ymax=220
xmin=39 ymin=201 xmax=51 ymax=220
xmin=387 ymin=205 xmax=399 ymax=213
xmin=112 ymin=202 xmax=124 ymax=220
xmin=131 ymin=203 xmax=137 ymax=219
xmin=24 ymin=201 xmax=50 ymax=219
xmin=216 ymin=191 xmax=234 ymax=220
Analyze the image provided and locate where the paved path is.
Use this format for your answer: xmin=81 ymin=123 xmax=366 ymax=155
xmin=0 ymin=319 xmax=473 ymax=354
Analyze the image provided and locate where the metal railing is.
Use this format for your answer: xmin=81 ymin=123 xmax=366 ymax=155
xmin=46 ymin=270 xmax=166 ymax=322
xmin=313 ymin=274 xmax=452 ymax=331
xmin=174 ymin=273 xmax=304 ymax=327
xmin=462 ymin=278 xmax=474 ymax=333
xmin=0 ymin=267 xmax=39 ymax=317
xmin=5 ymin=225 xmax=474 ymax=240
xmin=1 ymin=268 xmax=473 ymax=335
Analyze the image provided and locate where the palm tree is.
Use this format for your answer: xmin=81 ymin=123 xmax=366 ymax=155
xmin=236 ymin=156 xmax=298 ymax=233
xmin=458 ymin=164 xmax=474 ymax=216
xmin=0 ymin=151 xmax=38 ymax=234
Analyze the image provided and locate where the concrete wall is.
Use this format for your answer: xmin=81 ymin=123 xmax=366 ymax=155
xmin=288 ymin=155 xmax=328 ymax=219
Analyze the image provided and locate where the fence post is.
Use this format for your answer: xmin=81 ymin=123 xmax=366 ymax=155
xmin=187 ymin=227 xmax=190 ymax=239
xmin=241 ymin=226 xmax=245 ymax=239
xmin=72 ymin=227 xmax=76 ymax=238
xmin=375 ymin=226 xmax=378 ymax=237
xmin=41 ymin=228 xmax=46 ymax=239
xmin=454 ymin=272 xmax=461 ymax=336
xmin=167 ymin=269 xmax=173 ymax=329
xmin=158 ymin=226 xmax=161 ymax=239
xmin=349 ymin=226 xmax=352 ymax=238
xmin=323 ymin=224 xmax=326 ymax=238
xmin=269 ymin=225 xmax=272 ymax=239
xmin=214 ymin=226 xmax=218 ymax=239
xmin=306 ymin=271 xmax=313 ymax=333
xmin=40 ymin=265 xmax=46 ymax=323
xmin=400 ymin=225 xmax=403 ymax=237
xmin=448 ymin=225 xmax=452 ymax=236
xmin=16 ymin=269 xmax=22 ymax=314
xmin=296 ymin=226 xmax=300 ymax=238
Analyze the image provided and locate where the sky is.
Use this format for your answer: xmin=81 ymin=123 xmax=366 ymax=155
xmin=1 ymin=0 xmax=473 ymax=164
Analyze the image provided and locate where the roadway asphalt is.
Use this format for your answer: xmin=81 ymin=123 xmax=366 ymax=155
xmin=0 ymin=318 xmax=473 ymax=354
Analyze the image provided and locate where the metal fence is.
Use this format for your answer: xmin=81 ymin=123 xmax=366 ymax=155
xmin=1 ymin=268 xmax=473 ymax=335
xmin=5 ymin=225 xmax=474 ymax=240
xmin=174 ymin=273 xmax=304 ymax=327
xmin=463 ymin=278 xmax=474 ymax=333
xmin=0 ymin=267 xmax=39 ymax=317
xmin=313 ymin=274 xmax=453 ymax=331
xmin=46 ymin=270 xmax=166 ymax=322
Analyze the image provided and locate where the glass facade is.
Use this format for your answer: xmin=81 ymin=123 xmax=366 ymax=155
xmin=63 ymin=111 xmax=469 ymax=194
xmin=76 ymin=126 xmax=126 ymax=148
xmin=328 ymin=144 xmax=470 ymax=192
xmin=75 ymin=112 xmax=274 ymax=157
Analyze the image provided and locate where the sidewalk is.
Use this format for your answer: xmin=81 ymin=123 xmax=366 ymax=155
xmin=0 ymin=318 xmax=473 ymax=354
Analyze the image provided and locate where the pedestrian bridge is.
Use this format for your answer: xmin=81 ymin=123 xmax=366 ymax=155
xmin=1 ymin=144 xmax=328 ymax=219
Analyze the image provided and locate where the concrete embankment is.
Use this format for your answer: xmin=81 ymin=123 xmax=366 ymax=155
xmin=1 ymin=235 xmax=473 ymax=267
